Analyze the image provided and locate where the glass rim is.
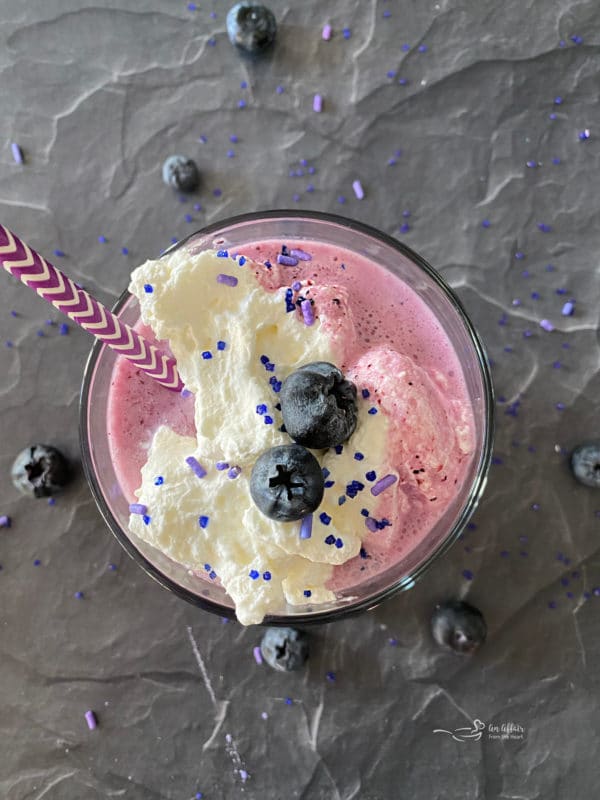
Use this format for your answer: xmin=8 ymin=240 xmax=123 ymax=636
xmin=79 ymin=209 xmax=495 ymax=625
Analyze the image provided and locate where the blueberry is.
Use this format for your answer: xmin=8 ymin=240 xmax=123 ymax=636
xmin=571 ymin=442 xmax=600 ymax=488
xmin=250 ymin=444 xmax=324 ymax=521
xmin=280 ymin=362 xmax=358 ymax=449
xmin=260 ymin=627 xmax=308 ymax=672
xmin=431 ymin=600 xmax=487 ymax=655
xmin=226 ymin=3 xmax=277 ymax=56
xmin=11 ymin=444 xmax=70 ymax=498
xmin=162 ymin=155 xmax=200 ymax=192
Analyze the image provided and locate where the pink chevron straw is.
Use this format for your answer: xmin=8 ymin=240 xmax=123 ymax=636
xmin=0 ymin=225 xmax=183 ymax=392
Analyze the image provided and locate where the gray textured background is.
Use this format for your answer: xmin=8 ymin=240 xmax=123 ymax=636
xmin=1 ymin=1 xmax=600 ymax=798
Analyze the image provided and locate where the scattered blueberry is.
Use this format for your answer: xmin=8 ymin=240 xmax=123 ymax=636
xmin=280 ymin=362 xmax=358 ymax=449
xmin=571 ymin=442 xmax=600 ymax=488
xmin=11 ymin=445 xmax=70 ymax=498
xmin=162 ymin=155 xmax=200 ymax=192
xmin=226 ymin=3 xmax=277 ymax=57
xmin=260 ymin=627 xmax=308 ymax=672
xmin=250 ymin=445 xmax=324 ymax=521
xmin=431 ymin=600 xmax=487 ymax=655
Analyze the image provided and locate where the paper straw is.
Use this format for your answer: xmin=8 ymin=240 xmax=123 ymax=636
xmin=0 ymin=225 xmax=183 ymax=391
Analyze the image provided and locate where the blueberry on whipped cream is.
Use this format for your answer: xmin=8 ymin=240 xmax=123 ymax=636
xmin=250 ymin=444 xmax=324 ymax=521
xmin=280 ymin=362 xmax=358 ymax=449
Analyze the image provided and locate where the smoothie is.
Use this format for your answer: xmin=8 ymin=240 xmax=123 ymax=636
xmin=106 ymin=236 xmax=476 ymax=625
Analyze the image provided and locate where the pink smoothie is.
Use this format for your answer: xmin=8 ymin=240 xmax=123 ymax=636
xmin=107 ymin=239 xmax=475 ymax=593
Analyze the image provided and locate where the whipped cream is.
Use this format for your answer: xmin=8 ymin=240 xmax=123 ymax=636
xmin=128 ymin=249 xmax=390 ymax=625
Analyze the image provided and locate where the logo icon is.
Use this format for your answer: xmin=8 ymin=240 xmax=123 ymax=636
xmin=433 ymin=719 xmax=485 ymax=743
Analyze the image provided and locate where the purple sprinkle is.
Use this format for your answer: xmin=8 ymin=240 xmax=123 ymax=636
xmin=289 ymin=249 xmax=312 ymax=261
xmin=216 ymin=461 xmax=229 ymax=471
xmin=238 ymin=99 xmax=246 ymax=109
xmin=108 ymin=563 xmax=117 ymax=571
xmin=548 ymin=601 xmax=557 ymax=609
xmin=75 ymin=591 xmax=84 ymax=599
xmin=276 ymin=85 xmax=285 ymax=94
xmin=540 ymin=319 xmax=554 ymax=332
xmin=228 ymin=466 xmax=241 ymax=479
xmin=291 ymin=281 xmax=302 ymax=292
xmin=209 ymin=571 xmax=216 ymax=580
xmin=300 ymin=515 xmax=313 ymax=540
xmin=304 ymin=589 xmax=312 ymax=598
xmin=515 ymin=251 xmax=525 ymax=260
xmin=418 ymin=44 xmax=428 ymax=52
xmin=387 ymin=70 xmax=396 ymax=79
xmin=53 ymin=249 xmax=65 ymax=258
xmin=85 ymin=710 xmax=97 ymax=731
xmin=186 ymin=456 xmax=207 ymax=479
xmin=371 ymin=474 xmax=397 ymax=496
xmin=202 ymin=351 xmax=213 ymax=360
xmin=400 ymin=223 xmax=410 ymax=234
xmin=562 ymin=301 xmax=575 ymax=316
xmin=0 ymin=515 xmax=11 ymax=528
xmin=552 ymin=157 xmax=561 ymax=165
xmin=398 ymin=78 xmax=408 ymax=86
xmin=462 ymin=569 xmax=474 ymax=581
xmin=129 ymin=503 xmax=147 ymax=515
xmin=11 ymin=142 xmax=24 ymax=164
xmin=58 ymin=322 xmax=69 ymax=335
xmin=301 ymin=299 xmax=315 ymax=326
xmin=352 ymin=180 xmax=365 ymax=200
xmin=253 ymin=646 xmax=263 ymax=664
xmin=324 ymin=534 xmax=336 ymax=545
xmin=184 ymin=214 xmax=193 ymax=224
xmin=537 ymin=223 xmax=552 ymax=233
xmin=249 ymin=569 xmax=259 ymax=580
xmin=143 ymin=284 xmax=153 ymax=294
xmin=264 ymin=415 xmax=273 ymax=425
xmin=322 ymin=24 xmax=332 ymax=40
xmin=365 ymin=517 xmax=378 ymax=532
xmin=142 ymin=515 xmax=151 ymax=525
xmin=154 ymin=476 xmax=164 ymax=486
xmin=319 ymin=512 xmax=332 ymax=526
xmin=217 ymin=273 xmax=238 ymax=287
xmin=277 ymin=254 xmax=299 ymax=267
xmin=217 ymin=340 xmax=226 ymax=350
xmin=306 ymin=184 xmax=315 ymax=193
xmin=313 ymin=94 xmax=323 ymax=113
xmin=33 ymin=559 xmax=41 ymax=566
xmin=181 ymin=387 xmax=193 ymax=398
xmin=343 ymin=27 xmax=351 ymax=39
xmin=263 ymin=571 xmax=271 ymax=581
xmin=198 ymin=515 xmax=209 ymax=529
xmin=121 ymin=247 xmax=129 ymax=255
xmin=365 ymin=470 xmax=376 ymax=481
xmin=579 ymin=129 xmax=591 ymax=140
xmin=213 ymin=188 xmax=222 ymax=197
xmin=48 ymin=497 xmax=56 ymax=506
xmin=526 ymin=160 xmax=538 ymax=168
